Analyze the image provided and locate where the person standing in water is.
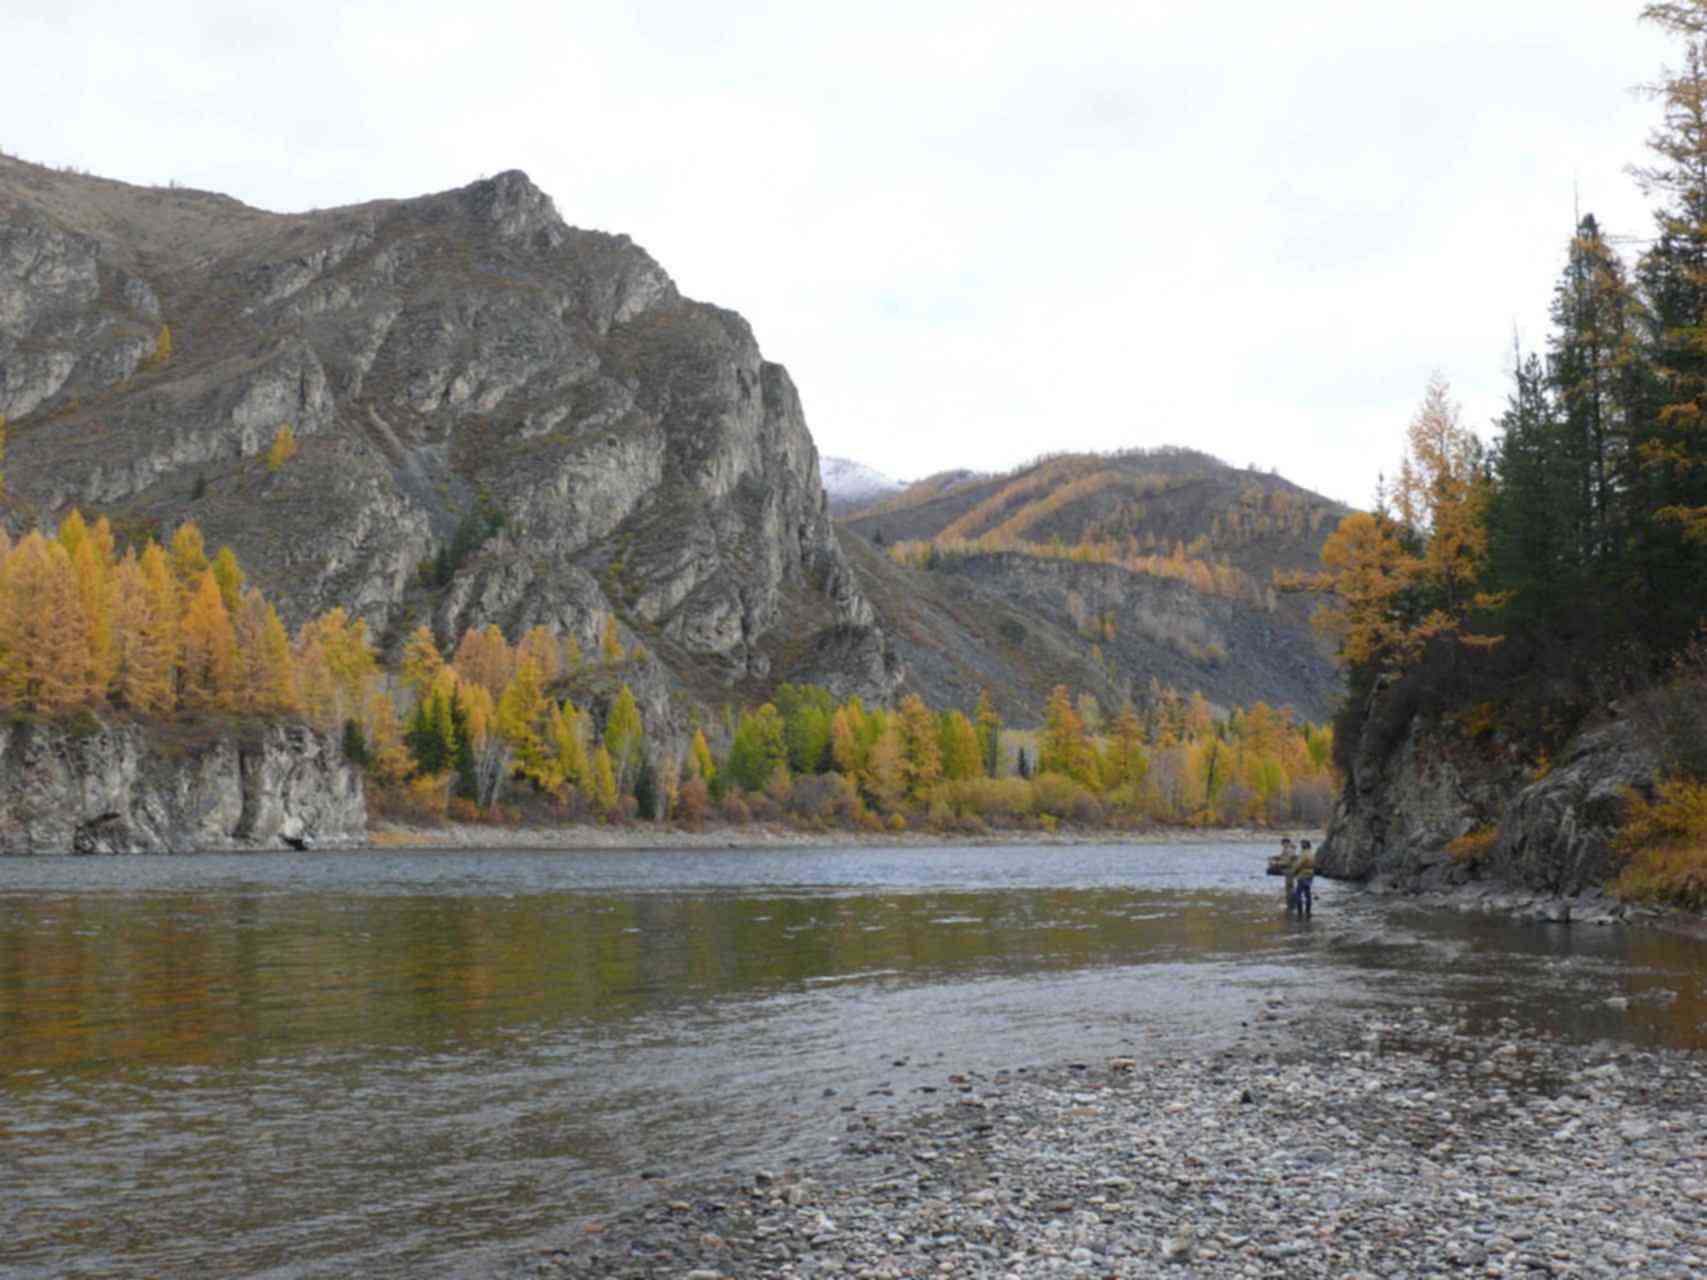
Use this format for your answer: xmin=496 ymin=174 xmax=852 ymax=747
xmin=1294 ymin=839 xmax=1315 ymax=917
xmin=1280 ymin=836 xmax=1297 ymax=912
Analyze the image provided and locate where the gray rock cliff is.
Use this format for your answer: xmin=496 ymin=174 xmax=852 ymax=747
xmin=0 ymin=719 xmax=365 ymax=853
xmin=1320 ymin=679 xmax=1659 ymax=897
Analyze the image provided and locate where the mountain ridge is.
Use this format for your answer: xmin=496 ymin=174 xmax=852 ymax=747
xmin=0 ymin=157 xmax=892 ymax=725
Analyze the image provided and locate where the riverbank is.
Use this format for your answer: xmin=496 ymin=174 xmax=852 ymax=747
xmin=520 ymin=1007 xmax=1707 ymax=1279
xmin=1356 ymin=876 xmax=1707 ymax=942
xmin=367 ymin=820 xmax=1300 ymax=851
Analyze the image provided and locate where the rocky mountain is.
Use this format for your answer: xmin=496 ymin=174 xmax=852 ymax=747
xmin=839 ymin=448 xmax=1351 ymax=722
xmin=820 ymin=455 xmax=903 ymax=514
xmin=0 ymin=157 xmax=892 ymax=715
xmin=0 ymin=156 xmax=1353 ymax=736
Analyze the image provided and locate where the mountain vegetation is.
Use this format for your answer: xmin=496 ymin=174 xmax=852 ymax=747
xmin=842 ymin=446 xmax=1349 ymax=721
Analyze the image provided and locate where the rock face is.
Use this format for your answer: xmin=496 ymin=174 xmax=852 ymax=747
xmin=1320 ymin=679 xmax=1658 ymax=896
xmin=0 ymin=159 xmax=888 ymax=702
xmin=1484 ymin=721 xmax=1659 ymax=894
xmin=0 ymin=719 xmax=364 ymax=853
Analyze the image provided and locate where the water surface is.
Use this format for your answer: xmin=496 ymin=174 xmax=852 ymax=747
xmin=4 ymin=842 xmax=1705 ymax=1278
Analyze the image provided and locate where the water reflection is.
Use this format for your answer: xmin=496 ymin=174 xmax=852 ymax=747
xmin=2 ymin=882 xmax=1287 ymax=1076
xmin=3 ymin=845 xmax=1707 ymax=1278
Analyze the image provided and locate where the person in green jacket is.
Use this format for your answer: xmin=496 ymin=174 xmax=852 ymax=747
xmin=1294 ymin=839 xmax=1315 ymax=917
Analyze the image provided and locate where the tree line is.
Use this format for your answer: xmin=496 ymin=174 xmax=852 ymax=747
xmin=1308 ymin=3 xmax=1707 ymax=904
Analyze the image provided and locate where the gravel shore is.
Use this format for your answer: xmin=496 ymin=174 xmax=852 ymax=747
xmin=521 ymin=1008 xmax=1707 ymax=1279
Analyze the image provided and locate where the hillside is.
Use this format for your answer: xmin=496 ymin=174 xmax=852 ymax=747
xmin=840 ymin=448 xmax=1351 ymax=721
xmin=0 ymin=158 xmax=892 ymax=721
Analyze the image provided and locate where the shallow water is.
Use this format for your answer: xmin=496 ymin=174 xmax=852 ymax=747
xmin=3 ymin=843 xmax=1705 ymax=1278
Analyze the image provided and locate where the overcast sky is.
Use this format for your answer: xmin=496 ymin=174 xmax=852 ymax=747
xmin=5 ymin=1 xmax=1678 ymax=507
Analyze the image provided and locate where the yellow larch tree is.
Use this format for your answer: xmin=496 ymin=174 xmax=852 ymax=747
xmin=110 ymin=545 xmax=179 ymax=715
xmin=211 ymin=546 xmax=246 ymax=617
xmin=400 ymin=625 xmax=445 ymax=700
xmin=0 ymin=533 xmax=93 ymax=710
xmin=168 ymin=522 xmax=210 ymax=604
xmin=600 ymin=614 xmax=624 ymax=667
xmin=497 ymin=657 xmax=551 ymax=786
xmin=516 ymin=625 xmax=562 ymax=684
xmin=178 ymin=569 xmax=239 ymax=711
xmin=265 ymin=424 xmax=298 ymax=472
xmin=896 ymin=694 xmax=943 ymax=797
xmin=453 ymin=623 xmax=514 ymax=700
xmin=63 ymin=523 xmax=115 ymax=698
xmin=589 ymin=745 xmax=619 ymax=817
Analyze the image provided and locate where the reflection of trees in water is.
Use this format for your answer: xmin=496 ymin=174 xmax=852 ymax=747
xmin=10 ymin=888 xmax=1707 ymax=1079
xmin=1 ymin=887 xmax=1279 ymax=1075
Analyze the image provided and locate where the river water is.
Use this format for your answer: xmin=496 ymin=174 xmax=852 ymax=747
xmin=3 ymin=842 xmax=1706 ymax=1278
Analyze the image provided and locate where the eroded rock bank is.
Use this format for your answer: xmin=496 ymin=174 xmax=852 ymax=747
xmin=1319 ymin=676 xmax=1661 ymax=916
xmin=0 ymin=718 xmax=364 ymax=853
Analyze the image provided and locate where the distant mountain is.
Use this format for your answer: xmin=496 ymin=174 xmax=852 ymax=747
xmin=839 ymin=447 xmax=1354 ymax=722
xmin=820 ymin=455 xmax=904 ymax=514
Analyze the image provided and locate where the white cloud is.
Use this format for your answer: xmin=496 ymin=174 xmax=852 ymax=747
xmin=2 ymin=0 xmax=1676 ymax=506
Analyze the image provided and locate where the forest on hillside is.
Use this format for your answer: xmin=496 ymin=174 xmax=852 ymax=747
xmin=1312 ymin=2 xmax=1707 ymax=905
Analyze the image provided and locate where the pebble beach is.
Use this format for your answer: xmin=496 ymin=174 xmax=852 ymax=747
xmin=526 ymin=1007 xmax=1707 ymax=1279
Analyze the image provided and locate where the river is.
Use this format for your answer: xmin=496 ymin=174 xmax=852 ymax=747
xmin=3 ymin=842 xmax=1706 ymax=1278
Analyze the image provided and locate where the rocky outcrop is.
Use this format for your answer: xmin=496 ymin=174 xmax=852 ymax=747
xmin=1320 ymin=679 xmax=1660 ymax=899
xmin=1483 ymin=721 xmax=1659 ymax=895
xmin=0 ymin=719 xmax=364 ymax=853
xmin=0 ymin=158 xmax=890 ymax=705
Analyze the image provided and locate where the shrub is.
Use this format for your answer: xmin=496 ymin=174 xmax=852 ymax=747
xmin=720 ymin=793 xmax=752 ymax=825
xmin=1611 ymin=777 xmax=1707 ymax=909
xmin=1446 ymin=825 xmax=1498 ymax=866
xmin=1032 ymin=771 xmax=1097 ymax=821
xmin=785 ymin=773 xmax=861 ymax=824
xmin=676 ymin=776 xmax=711 ymax=827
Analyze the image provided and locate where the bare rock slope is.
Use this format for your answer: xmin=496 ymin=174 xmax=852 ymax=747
xmin=0 ymin=158 xmax=886 ymax=701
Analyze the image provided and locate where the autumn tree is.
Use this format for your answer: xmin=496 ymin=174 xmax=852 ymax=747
xmin=211 ymin=546 xmax=246 ymax=616
xmin=589 ymin=745 xmax=619 ymax=817
xmin=600 ymin=615 xmax=624 ymax=667
xmin=688 ymin=726 xmax=717 ymax=785
xmin=1105 ymin=700 xmax=1149 ymax=791
xmin=498 ymin=657 xmax=552 ymax=788
xmin=110 ymin=545 xmax=178 ymax=714
xmin=516 ymin=625 xmax=562 ymax=684
xmin=0 ymin=533 xmax=92 ymax=710
xmin=168 ymin=522 xmax=210 ymax=602
xmin=453 ymin=624 xmax=514 ymax=700
xmin=266 ymin=424 xmax=299 ymax=472
xmin=727 ymin=704 xmax=786 ymax=792
xmin=896 ymin=694 xmax=943 ymax=797
xmin=603 ymin=683 xmax=645 ymax=791
xmin=938 ymin=710 xmax=982 ymax=781
xmin=974 ymin=688 xmax=1002 ymax=776
xmin=1039 ymin=685 xmax=1097 ymax=787
xmin=400 ymin=626 xmax=445 ymax=699
xmin=179 ymin=569 xmax=239 ymax=711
